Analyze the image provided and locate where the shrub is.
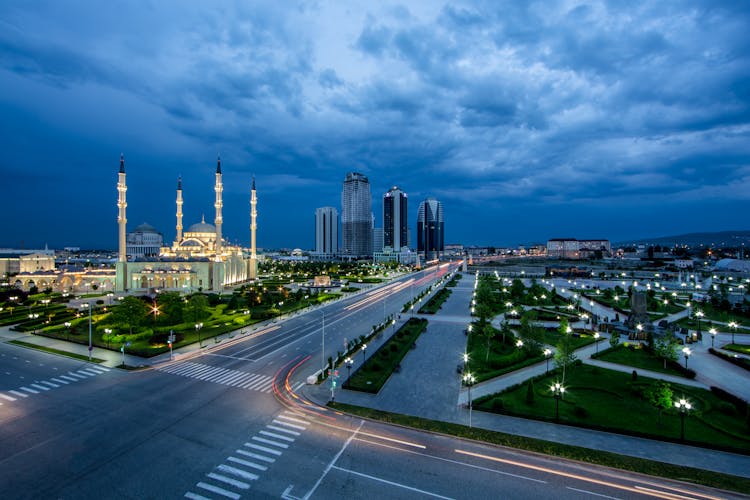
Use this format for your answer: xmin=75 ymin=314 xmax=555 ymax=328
xmin=573 ymin=405 xmax=589 ymax=418
xmin=492 ymin=398 xmax=504 ymax=411
xmin=525 ymin=380 xmax=535 ymax=405
xmin=717 ymin=401 xmax=737 ymax=416
xmin=632 ymin=370 xmax=638 ymax=381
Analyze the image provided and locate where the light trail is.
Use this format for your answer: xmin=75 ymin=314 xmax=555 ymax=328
xmin=455 ymin=449 xmax=717 ymax=500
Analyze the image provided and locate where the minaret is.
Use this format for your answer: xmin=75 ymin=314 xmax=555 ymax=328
xmin=250 ymin=176 xmax=258 ymax=279
xmin=115 ymin=154 xmax=128 ymax=292
xmin=214 ymin=156 xmax=223 ymax=258
xmin=175 ymin=176 xmax=183 ymax=245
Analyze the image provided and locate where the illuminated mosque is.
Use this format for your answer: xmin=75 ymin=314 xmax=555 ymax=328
xmin=115 ymin=155 xmax=258 ymax=293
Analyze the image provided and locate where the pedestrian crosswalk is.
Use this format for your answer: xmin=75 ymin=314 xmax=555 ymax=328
xmin=156 ymin=362 xmax=274 ymax=393
xmin=0 ymin=365 xmax=110 ymax=405
xmin=184 ymin=410 xmax=311 ymax=499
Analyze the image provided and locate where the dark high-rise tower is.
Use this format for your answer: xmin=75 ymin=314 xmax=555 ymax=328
xmin=341 ymin=172 xmax=372 ymax=258
xmin=383 ymin=186 xmax=408 ymax=251
xmin=417 ymin=197 xmax=444 ymax=260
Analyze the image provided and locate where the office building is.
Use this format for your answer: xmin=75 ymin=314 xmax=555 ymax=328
xmin=341 ymin=172 xmax=373 ymax=258
xmin=417 ymin=197 xmax=444 ymax=261
xmin=314 ymin=207 xmax=338 ymax=257
xmin=383 ymin=186 xmax=408 ymax=251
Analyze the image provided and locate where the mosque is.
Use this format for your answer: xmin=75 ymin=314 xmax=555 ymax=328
xmin=115 ymin=155 xmax=258 ymax=293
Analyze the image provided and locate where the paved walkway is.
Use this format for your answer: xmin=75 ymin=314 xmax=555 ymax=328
xmin=305 ymin=272 xmax=750 ymax=479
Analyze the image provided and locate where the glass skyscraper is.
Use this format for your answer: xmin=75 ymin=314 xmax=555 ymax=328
xmin=314 ymin=206 xmax=338 ymax=256
xmin=383 ymin=186 xmax=408 ymax=251
xmin=417 ymin=197 xmax=444 ymax=260
xmin=341 ymin=172 xmax=373 ymax=258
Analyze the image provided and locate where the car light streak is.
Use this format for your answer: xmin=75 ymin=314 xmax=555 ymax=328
xmin=454 ymin=449 xmax=714 ymax=500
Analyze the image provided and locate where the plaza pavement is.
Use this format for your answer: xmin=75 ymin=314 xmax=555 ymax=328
xmin=306 ymin=272 xmax=750 ymax=479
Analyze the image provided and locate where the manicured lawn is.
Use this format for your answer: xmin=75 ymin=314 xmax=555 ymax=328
xmin=724 ymin=343 xmax=750 ymax=356
xmin=475 ymin=364 xmax=750 ymax=453
xmin=9 ymin=340 xmax=106 ymax=363
xmin=466 ymin=327 xmax=543 ymax=383
xmin=537 ymin=329 xmax=597 ymax=350
xmin=419 ymin=288 xmax=451 ymax=314
xmin=593 ymin=344 xmax=688 ymax=377
xmin=347 ymin=318 xmax=428 ymax=393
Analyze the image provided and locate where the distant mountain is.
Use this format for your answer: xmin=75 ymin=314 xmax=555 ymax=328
xmin=615 ymin=230 xmax=750 ymax=248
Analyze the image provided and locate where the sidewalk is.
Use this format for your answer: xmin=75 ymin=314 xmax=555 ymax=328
xmin=303 ymin=272 xmax=750 ymax=479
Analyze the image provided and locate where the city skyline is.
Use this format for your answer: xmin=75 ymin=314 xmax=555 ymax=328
xmin=1 ymin=1 xmax=749 ymax=250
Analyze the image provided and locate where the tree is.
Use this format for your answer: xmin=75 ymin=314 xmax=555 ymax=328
xmin=654 ymin=333 xmax=679 ymax=369
xmin=646 ymin=382 xmax=673 ymax=425
xmin=185 ymin=294 xmax=209 ymax=323
xmin=554 ymin=319 xmax=577 ymax=384
xmin=609 ymin=331 xmax=620 ymax=349
xmin=525 ymin=380 xmax=535 ymax=405
xmin=519 ymin=310 xmax=543 ymax=353
xmin=110 ymin=296 xmax=149 ymax=335
xmin=482 ymin=322 xmax=495 ymax=362
xmin=157 ymin=292 xmax=184 ymax=324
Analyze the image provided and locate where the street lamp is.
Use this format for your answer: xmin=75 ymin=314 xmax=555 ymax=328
xmin=64 ymin=321 xmax=71 ymax=341
xmin=195 ymin=322 xmax=203 ymax=348
xmin=28 ymin=313 xmax=39 ymax=334
xmin=543 ymin=348 xmax=552 ymax=373
xmin=320 ymin=310 xmax=327 ymax=375
xmin=682 ymin=346 xmax=692 ymax=369
xmin=675 ymin=398 xmax=692 ymax=441
xmin=709 ymin=327 xmax=717 ymax=348
xmin=463 ymin=372 xmax=476 ymax=428
xmin=362 ymin=343 xmax=367 ymax=363
xmin=515 ymin=339 xmax=524 ymax=349
xmin=728 ymin=321 xmax=739 ymax=345
xmin=551 ymin=382 xmax=565 ymax=422
xmin=695 ymin=310 xmax=704 ymax=339
xmin=345 ymin=357 xmax=353 ymax=384
xmin=104 ymin=328 xmax=112 ymax=349
xmin=80 ymin=303 xmax=93 ymax=361
xmin=594 ymin=332 xmax=600 ymax=354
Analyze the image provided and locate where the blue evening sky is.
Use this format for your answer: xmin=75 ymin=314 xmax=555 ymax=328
xmin=1 ymin=1 xmax=749 ymax=250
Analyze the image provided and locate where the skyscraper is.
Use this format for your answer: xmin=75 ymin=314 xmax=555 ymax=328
xmin=341 ymin=172 xmax=373 ymax=258
xmin=315 ymin=206 xmax=338 ymax=256
xmin=383 ymin=186 xmax=408 ymax=251
xmin=417 ymin=197 xmax=444 ymax=261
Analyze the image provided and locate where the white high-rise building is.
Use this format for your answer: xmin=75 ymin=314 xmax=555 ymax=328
xmin=341 ymin=172 xmax=373 ymax=258
xmin=315 ymin=207 xmax=338 ymax=257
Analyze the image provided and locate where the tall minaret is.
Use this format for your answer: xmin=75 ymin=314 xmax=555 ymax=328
xmin=250 ymin=176 xmax=258 ymax=279
xmin=115 ymin=154 xmax=128 ymax=292
xmin=175 ymin=176 xmax=183 ymax=245
xmin=214 ymin=156 xmax=223 ymax=258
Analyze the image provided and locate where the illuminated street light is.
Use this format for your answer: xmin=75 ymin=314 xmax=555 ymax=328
xmin=675 ymin=398 xmax=692 ymax=441
xmin=543 ymin=348 xmax=552 ymax=373
xmin=195 ymin=322 xmax=204 ymax=348
xmin=551 ymin=382 xmax=566 ymax=422
xmin=728 ymin=321 xmax=739 ymax=345
xmin=594 ymin=332 xmax=600 ymax=354
xmin=682 ymin=347 xmax=692 ymax=369
xmin=64 ymin=321 xmax=72 ymax=341
xmin=463 ymin=372 xmax=476 ymax=428
xmin=709 ymin=328 xmax=717 ymax=348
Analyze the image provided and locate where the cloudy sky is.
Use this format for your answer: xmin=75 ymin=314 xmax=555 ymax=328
xmin=1 ymin=1 xmax=749 ymax=250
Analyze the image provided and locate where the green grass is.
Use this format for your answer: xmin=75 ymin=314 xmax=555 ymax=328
xmin=346 ymin=318 xmax=428 ymax=393
xmin=8 ymin=339 xmax=106 ymax=363
xmin=537 ymin=329 xmax=598 ymax=350
xmin=593 ymin=344 xmax=688 ymax=377
xmin=467 ymin=327 xmax=543 ymax=383
xmin=418 ymin=288 xmax=452 ymax=314
xmin=722 ymin=344 xmax=750 ymax=356
xmin=328 ymin=402 xmax=750 ymax=495
xmin=475 ymin=364 xmax=750 ymax=453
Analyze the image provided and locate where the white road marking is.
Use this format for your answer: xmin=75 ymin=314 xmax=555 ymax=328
xmin=566 ymin=487 xmax=621 ymax=499
xmin=331 ymin=465 xmax=454 ymax=499
xmin=272 ymin=419 xmax=306 ymax=431
xmin=21 ymin=387 xmax=39 ymax=394
xmin=60 ymin=375 xmax=79 ymax=382
xmin=206 ymin=472 xmax=250 ymax=489
xmin=227 ymin=456 xmax=268 ymax=471
xmin=252 ymin=436 xmax=289 ymax=449
xmin=217 ymin=464 xmax=259 ymax=481
xmin=195 ymin=481 xmax=241 ymax=499
xmin=266 ymin=425 xmax=300 ymax=436
xmin=0 ymin=393 xmax=17 ymax=401
xmin=30 ymin=384 xmax=50 ymax=391
xmin=236 ymin=449 xmax=276 ymax=463
xmin=183 ymin=492 xmax=211 ymax=500
xmin=9 ymin=390 xmax=28 ymax=398
xmin=244 ymin=443 xmax=282 ymax=456
xmin=51 ymin=378 xmax=69 ymax=384
xmin=259 ymin=430 xmax=295 ymax=442
xmin=277 ymin=414 xmax=309 ymax=426
xmin=39 ymin=381 xmax=59 ymax=388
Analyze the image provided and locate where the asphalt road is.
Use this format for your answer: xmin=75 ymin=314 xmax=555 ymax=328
xmin=0 ymin=264 xmax=744 ymax=499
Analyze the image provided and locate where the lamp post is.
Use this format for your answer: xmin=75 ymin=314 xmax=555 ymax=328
xmin=551 ymin=382 xmax=565 ymax=422
xmin=728 ymin=321 xmax=739 ymax=345
xmin=463 ymin=372 xmax=475 ymax=428
xmin=64 ymin=321 xmax=71 ymax=341
xmin=675 ymin=398 xmax=692 ymax=441
xmin=515 ymin=339 xmax=524 ymax=349
xmin=362 ymin=343 xmax=367 ymax=363
xmin=80 ymin=303 xmax=92 ymax=361
xmin=695 ymin=310 xmax=704 ymax=339
xmin=709 ymin=328 xmax=717 ymax=348
xmin=195 ymin=322 xmax=203 ymax=348
xmin=594 ymin=332 xmax=600 ymax=354
xmin=682 ymin=346 xmax=691 ymax=369
xmin=544 ymin=348 xmax=552 ymax=373
xmin=321 ymin=310 xmax=326 ymax=375
xmin=104 ymin=328 xmax=112 ymax=349
xmin=345 ymin=357 xmax=353 ymax=384
xmin=28 ymin=313 xmax=39 ymax=334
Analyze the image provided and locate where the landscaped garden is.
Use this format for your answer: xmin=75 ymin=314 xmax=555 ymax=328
xmin=474 ymin=363 xmax=750 ymax=453
xmin=346 ymin=317 xmax=428 ymax=393
xmin=592 ymin=342 xmax=694 ymax=377
xmin=418 ymin=288 xmax=451 ymax=314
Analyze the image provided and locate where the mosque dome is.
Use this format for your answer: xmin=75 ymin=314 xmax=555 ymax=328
xmin=133 ymin=222 xmax=160 ymax=233
xmin=187 ymin=216 xmax=216 ymax=233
